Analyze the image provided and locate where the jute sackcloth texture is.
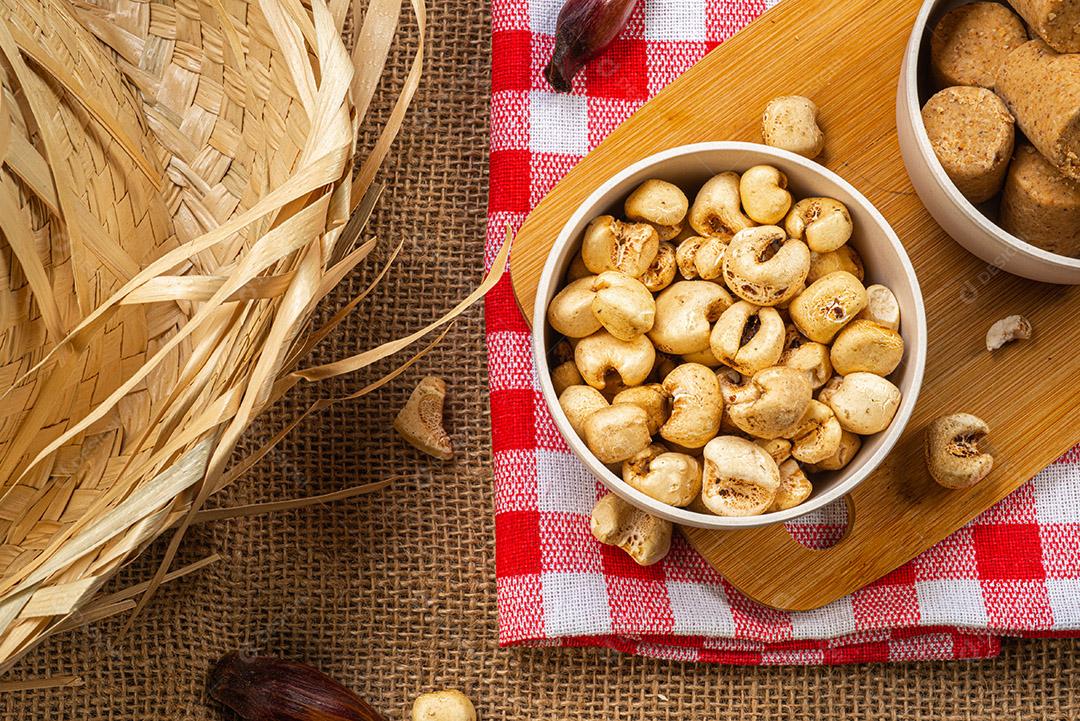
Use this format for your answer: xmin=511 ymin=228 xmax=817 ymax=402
xmin=2 ymin=0 xmax=1080 ymax=719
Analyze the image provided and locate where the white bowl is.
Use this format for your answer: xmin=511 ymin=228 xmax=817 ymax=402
xmin=897 ymin=0 xmax=1080 ymax=284
xmin=531 ymin=142 xmax=927 ymax=529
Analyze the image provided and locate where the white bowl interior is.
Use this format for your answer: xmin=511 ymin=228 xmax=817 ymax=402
xmin=897 ymin=0 xmax=1080 ymax=280
xmin=533 ymin=142 xmax=927 ymax=529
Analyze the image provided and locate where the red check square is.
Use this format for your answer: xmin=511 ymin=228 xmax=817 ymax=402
xmin=972 ymin=523 xmax=1046 ymax=580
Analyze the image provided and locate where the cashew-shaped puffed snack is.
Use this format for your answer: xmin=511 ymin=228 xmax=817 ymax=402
xmin=739 ymin=165 xmax=793 ymax=225
xmin=575 ymin=329 xmax=656 ymax=389
xmin=830 ymin=319 xmax=905 ymax=377
xmin=807 ymin=245 xmax=864 ymax=284
xmin=783 ymin=399 xmax=843 ymax=464
xmin=856 ymin=284 xmax=900 ymax=331
xmin=566 ymin=251 xmax=592 ymax=283
xmin=755 ymin=437 xmax=793 ymax=465
xmin=780 ymin=340 xmax=833 ymax=389
xmin=625 ymin=179 xmax=689 ymax=240
xmin=648 ymin=281 xmax=733 ymax=355
xmin=393 ymin=376 xmax=454 ymax=461
xmin=924 ymin=413 xmax=994 ymax=489
xmin=613 ymin=384 xmax=671 ymax=436
xmin=622 ymin=443 xmax=702 ymax=507
xmin=709 ymin=301 xmax=785 ymax=376
xmin=652 ymin=352 xmax=680 ymax=383
xmin=641 ymin=242 xmax=678 ymax=292
xmin=547 ymin=276 xmax=601 ymax=338
xmin=771 ymin=459 xmax=814 ymax=511
xmin=726 ymin=366 xmax=813 ymax=440
xmin=715 ymin=367 xmax=746 ymax=434
xmin=761 ymin=95 xmax=825 ymax=159
xmin=722 ymin=225 xmax=811 ymax=306
xmin=784 ymin=197 xmax=853 ymax=254
xmin=986 ymin=315 xmax=1032 ymax=351
xmin=689 ymin=172 xmax=754 ymax=239
xmin=581 ymin=215 xmax=660 ymax=277
xmin=789 ymin=270 xmax=868 ymax=343
xmin=551 ymin=360 xmax=584 ymax=396
xmin=807 ymin=429 xmax=862 ymax=473
xmin=411 ymin=690 xmax=477 ymax=721
xmin=583 ymin=404 xmax=653 ymax=464
xmin=558 ymin=385 xmax=609 ymax=436
xmin=701 ymin=436 xmax=781 ymax=516
xmin=682 ymin=345 xmax=725 ymax=368
xmin=818 ymin=372 xmax=902 ymax=435
xmin=590 ymin=271 xmax=656 ymax=341
xmin=660 ymin=362 xmax=724 ymax=449
xmin=590 ymin=493 xmax=672 ymax=566
xmin=675 ymin=236 xmax=728 ymax=280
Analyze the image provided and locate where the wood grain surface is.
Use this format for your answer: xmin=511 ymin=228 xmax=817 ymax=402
xmin=509 ymin=0 xmax=1080 ymax=610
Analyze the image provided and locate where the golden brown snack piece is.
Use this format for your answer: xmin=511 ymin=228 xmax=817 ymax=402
xmin=930 ymin=2 xmax=1028 ymax=89
xmin=995 ymin=40 xmax=1080 ymax=180
xmin=922 ymin=86 xmax=1015 ymax=202
xmin=1007 ymin=0 xmax=1080 ymax=52
xmin=394 ymin=376 xmax=454 ymax=460
xmin=1000 ymin=145 xmax=1080 ymax=256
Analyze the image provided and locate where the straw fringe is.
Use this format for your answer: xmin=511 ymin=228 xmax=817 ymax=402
xmin=0 ymin=0 xmax=507 ymax=672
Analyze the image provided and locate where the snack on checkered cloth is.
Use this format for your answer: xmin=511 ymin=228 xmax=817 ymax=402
xmin=485 ymin=0 xmax=1080 ymax=664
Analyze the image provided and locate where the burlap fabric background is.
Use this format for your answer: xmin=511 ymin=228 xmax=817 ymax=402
xmin=3 ymin=2 xmax=1080 ymax=718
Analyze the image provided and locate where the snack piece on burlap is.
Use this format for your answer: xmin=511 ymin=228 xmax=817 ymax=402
xmin=1000 ymin=145 xmax=1080 ymax=256
xmin=922 ymin=86 xmax=1015 ymax=202
xmin=930 ymin=2 xmax=1028 ymax=88
xmin=1006 ymin=0 xmax=1080 ymax=52
xmin=995 ymin=40 xmax=1080 ymax=180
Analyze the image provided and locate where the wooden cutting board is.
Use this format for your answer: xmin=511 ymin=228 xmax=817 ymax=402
xmin=509 ymin=0 xmax=1080 ymax=610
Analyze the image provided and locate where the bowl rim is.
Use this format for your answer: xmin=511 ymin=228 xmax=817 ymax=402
xmin=900 ymin=0 xmax=1080 ymax=272
xmin=531 ymin=141 xmax=928 ymax=529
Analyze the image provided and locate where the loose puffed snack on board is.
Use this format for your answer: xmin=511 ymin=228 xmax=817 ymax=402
xmin=761 ymin=96 xmax=825 ymax=159
xmin=986 ymin=314 xmax=1032 ymax=351
xmin=999 ymin=145 xmax=1080 ymax=256
xmin=930 ymin=1 xmax=1028 ymax=88
xmin=921 ymin=85 xmax=1015 ymax=202
xmin=925 ymin=413 xmax=995 ymax=489
xmin=995 ymin=40 xmax=1080 ymax=181
xmin=1007 ymin=0 xmax=1080 ymax=52
xmin=394 ymin=377 xmax=454 ymax=461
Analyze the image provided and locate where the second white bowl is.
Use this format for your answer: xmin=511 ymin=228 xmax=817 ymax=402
xmin=896 ymin=0 xmax=1080 ymax=284
xmin=532 ymin=142 xmax=928 ymax=529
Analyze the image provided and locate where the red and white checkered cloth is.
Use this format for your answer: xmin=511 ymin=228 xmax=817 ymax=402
xmin=483 ymin=0 xmax=1080 ymax=664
